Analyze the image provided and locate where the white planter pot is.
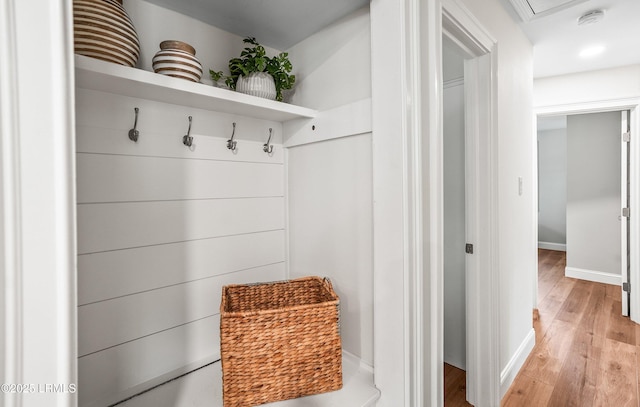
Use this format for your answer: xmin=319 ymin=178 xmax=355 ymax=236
xmin=236 ymin=72 xmax=277 ymax=100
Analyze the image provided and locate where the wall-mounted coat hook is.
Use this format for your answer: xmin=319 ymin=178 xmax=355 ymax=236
xmin=263 ymin=128 xmax=273 ymax=154
xmin=128 ymin=107 xmax=140 ymax=142
xmin=183 ymin=116 xmax=193 ymax=147
xmin=227 ymin=122 xmax=237 ymax=151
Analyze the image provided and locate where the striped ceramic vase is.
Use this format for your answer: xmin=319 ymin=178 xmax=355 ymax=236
xmin=73 ymin=0 xmax=140 ymax=67
xmin=152 ymin=40 xmax=203 ymax=83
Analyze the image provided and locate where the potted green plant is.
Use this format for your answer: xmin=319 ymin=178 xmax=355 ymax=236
xmin=209 ymin=69 xmax=234 ymax=89
xmin=217 ymin=37 xmax=295 ymax=102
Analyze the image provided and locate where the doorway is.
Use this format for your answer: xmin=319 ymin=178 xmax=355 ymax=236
xmin=439 ymin=5 xmax=499 ymax=404
xmin=537 ymin=109 xmax=632 ymax=317
xmin=442 ymin=36 xmax=469 ymax=405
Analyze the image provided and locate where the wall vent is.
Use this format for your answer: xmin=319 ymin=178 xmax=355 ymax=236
xmin=508 ymin=0 xmax=588 ymax=21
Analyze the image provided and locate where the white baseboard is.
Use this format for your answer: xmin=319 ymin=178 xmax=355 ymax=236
xmin=565 ymin=267 xmax=621 ymax=286
xmin=538 ymin=241 xmax=566 ymax=251
xmin=500 ymin=328 xmax=535 ymax=398
xmin=343 ymin=349 xmax=375 ymax=374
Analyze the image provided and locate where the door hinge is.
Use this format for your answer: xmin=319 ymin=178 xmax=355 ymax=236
xmin=623 ymin=282 xmax=630 ymax=293
xmin=623 ymin=132 xmax=631 ymax=143
xmin=465 ymin=243 xmax=474 ymax=254
xmin=622 ymin=207 xmax=630 ymax=218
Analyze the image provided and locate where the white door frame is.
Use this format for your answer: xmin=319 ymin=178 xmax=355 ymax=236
xmin=1 ymin=2 xmax=77 ymax=407
xmin=536 ymin=98 xmax=640 ymax=322
xmin=622 ymin=110 xmax=630 ymax=315
xmin=441 ymin=1 xmax=500 ymax=405
xmin=372 ymin=0 xmax=501 ymax=405
xmin=1 ymin=2 xmax=23 ymax=405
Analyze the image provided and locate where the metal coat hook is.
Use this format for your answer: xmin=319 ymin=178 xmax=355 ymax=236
xmin=227 ymin=122 xmax=237 ymax=151
xmin=263 ymin=128 xmax=273 ymax=154
xmin=128 ymin=107 xmax=140 ymax=142
xmin=183 ymin=116 xmax=193 ymax=147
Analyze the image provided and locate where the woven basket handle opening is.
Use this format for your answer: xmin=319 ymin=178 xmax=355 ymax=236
xmin=323 ymin=277 xmax=334 ymax=292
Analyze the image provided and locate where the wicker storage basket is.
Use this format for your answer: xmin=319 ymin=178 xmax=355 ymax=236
xmin=220 ymin=276 xmax=343 ymax=407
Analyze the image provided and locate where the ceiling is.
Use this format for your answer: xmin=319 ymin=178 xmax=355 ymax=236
xmin=144 ymin=0 xmax=370 ymax=50
xmin=503 ymin=0 xmax=640 ymax=78
xmin=144 ymin=0 xmax=637 ymax=79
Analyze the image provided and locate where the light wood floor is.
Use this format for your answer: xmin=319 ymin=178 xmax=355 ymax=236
xmin=444 ymin=363 xmax=472 ymax=406
xmin=445 ymin=249 xmax=640 ymax=406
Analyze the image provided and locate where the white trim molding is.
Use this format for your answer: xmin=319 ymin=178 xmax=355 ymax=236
xmin=1 ymin=2 xmax=23 ymax=406
xmin=370 ymin=0 xmax=415 ymax=404
xmin=419 ymin=0 xmax=442 ymax=405
xmin=538 ymin=241 xmax=567 ymax=251
xmin=500 ymin=328 xmax=535 ymax=397
xmin=9 ymin=1 xmax=78 ymax=406
xmin=282 ymin=98 xmax=372 ymax=148
xmin=565 ymin=267 xmax=622 ymax=286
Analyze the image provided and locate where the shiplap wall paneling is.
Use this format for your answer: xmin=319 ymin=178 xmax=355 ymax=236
xmin=77 ymin=123 xmax=285 ymax=164
xmin=78 ymin=230 xmax=285 ymax=305
xmin=76 ymin=89 xmax=287 ymax=407
xmin=78 ymin=315 xmax=219 ymax=407
xmin=77 ymin=154 xmax=283 ymax=203
xmin=78 ymin=263 xmax=285 ymax=356
xmin=76 ymin=88 xmax=284 ymax=148
xmin=77 ymin=197 xmax=284 ymax=254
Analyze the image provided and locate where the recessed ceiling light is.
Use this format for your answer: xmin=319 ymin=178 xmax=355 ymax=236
xmin=579 ymin=45 xmax=605 ymax=58
xmin=577 ymin=9 xmax=605 ymax=26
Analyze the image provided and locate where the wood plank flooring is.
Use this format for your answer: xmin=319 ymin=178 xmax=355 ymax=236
xmin=445 ymin=363 xmax=472 ymax=406
xmin=502 ymin=249 xmax=639 ymax=407
xmin=444 ymin=249 xmax=640 ymax=406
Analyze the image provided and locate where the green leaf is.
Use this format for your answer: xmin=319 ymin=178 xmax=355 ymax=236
xmin=209 ymin=69 xmax=223 ymax=81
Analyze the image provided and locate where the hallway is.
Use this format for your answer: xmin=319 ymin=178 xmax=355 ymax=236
xmin=445 ymin=249 xmax=640 ymax=406
xmin=501 ymin=249 xmax=639 ymax=406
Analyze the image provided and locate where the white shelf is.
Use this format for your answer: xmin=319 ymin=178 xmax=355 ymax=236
xmin=115 ymin=353 xmax=380 ymax=407
xmin=74 ymin=55 xmax=318 ymax=122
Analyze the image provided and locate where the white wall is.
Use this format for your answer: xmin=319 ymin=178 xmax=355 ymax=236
xmin=125 ymin=0 xmax=281 ymax=84
xmin=286 ymin=7 xmax=371 ymax=111
xmin=566 ymin=112 xmax=621 ymax=278
xmin=442 ymin=38 xmax=465 ymax=82
xmin=443 ymin=77 xmax=466 ymax=368
xmin=284 ymin=6 xmax=374 ymax=367
xmin=538 ymin=126 xmax=567 ymax=247
xmin=534 ymin=65 xmax=640 ymax=108
xmin=287 ymin=134 xmax=373 ymax=365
